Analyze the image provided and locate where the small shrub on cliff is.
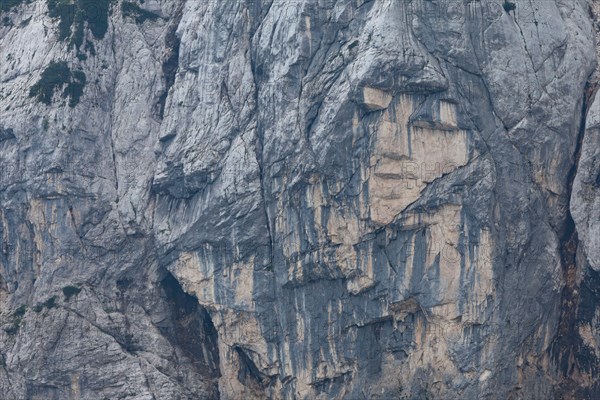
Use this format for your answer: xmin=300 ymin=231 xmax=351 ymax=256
xmin=122 ymin=1 xmax=160 ymax=24
xmin=4 ymin=305 xmax=27 ymax=335
xmin=62 ymin=285 xmax=81 ymax=301
xmin=65 ymin=69 xmax=86 ymax=107
xmin=0 ymin=0 xmax=31 ymax=14
xmin=13 ymin=305 xmax=27 ymax=317
xmin=47 ymin=0 xmax=72 ymax=40
xmin=503 ymin=1 xmax=516 ymax=12
xmin=4 ymin=320 xmax=20 ymax=335
xmin=77 ymin=0 xmax=113 ymax=38
xmin=33 ymin=296 xmax=57 ymax=312
xmin=29 ymin=61 xmax=70 ymax=105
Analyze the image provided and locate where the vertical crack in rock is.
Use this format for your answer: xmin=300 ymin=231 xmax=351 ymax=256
xmin=552 ymin=77 xmax=599 ymax=398
xmin=249 ymin=47 xmax=275 ymax=271
xmin=156 ymin=9 xmax=182 ymax=120
xmin=159 ymin=272 xmax=221 ymax=387
xmin=234 ymin=346 xmax=272 ymax=392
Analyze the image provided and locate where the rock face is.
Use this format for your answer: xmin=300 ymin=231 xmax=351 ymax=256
xmin=0 ymin=0 xmax=599 ymax=399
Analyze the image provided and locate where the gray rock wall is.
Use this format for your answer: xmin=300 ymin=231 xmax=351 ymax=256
xmin=0 ymin=0 xmax=599 ymax=399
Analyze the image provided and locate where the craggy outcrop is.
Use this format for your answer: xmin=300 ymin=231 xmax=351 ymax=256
xmin=0 ymin=0 xmax=599 ymax=399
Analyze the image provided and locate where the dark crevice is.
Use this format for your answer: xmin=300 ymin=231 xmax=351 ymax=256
xmin=234 ymin=346 xmax=272 ymax=391
xmin=155 ymin=11 xmax=181 ymax=120
xmin=0 ymin=126 xmax=15 ymax=142
xmin=551 ymin=79 xmax=599 ymax=398
xmin=249 ymin=32 xmax=275 ymax=272
xmin=159 ymin=272 xmax=221 ymax=383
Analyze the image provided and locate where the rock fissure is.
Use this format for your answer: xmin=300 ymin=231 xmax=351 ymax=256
xmin=552 ymin=76 xmax=598 ymax=398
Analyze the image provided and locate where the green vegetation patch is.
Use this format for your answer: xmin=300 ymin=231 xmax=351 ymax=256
xmin=4 ymin=320 xmax=20 ymax=335
xmin=122 ymin=1 xmax=160 ymax=24
xmin=29 ymin=61 xmax=87 ymax=107
xmin=47 ymin=0 xmax=72 ymax=40
xmin=12 ymin=305 xmax=27 ymax=317
xmin=32 ymin=296 xmax=57 ymax=312
xmin=4 ymin=305 xmax=27 ymax=335
xmin=0 ymin=0 xmax=31 ymax=14
xmin=503 ymin=1 xmax=516 ymax=12
xmin=47 ymin=0 xmax=114 ymax=47
xmin=62 ymin=285 xmax=81 ymax=301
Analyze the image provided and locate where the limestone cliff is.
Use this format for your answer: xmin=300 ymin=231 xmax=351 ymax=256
xmin=0 ymin=0 xmax=599 ymax=399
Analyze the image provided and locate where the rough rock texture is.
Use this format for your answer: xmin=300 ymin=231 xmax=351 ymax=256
xmin=0 ymin=0 xmax=599 ymax=399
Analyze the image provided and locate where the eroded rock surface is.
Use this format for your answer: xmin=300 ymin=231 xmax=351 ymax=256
xmin=0 ymin=0 xmax=599 ymax=399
